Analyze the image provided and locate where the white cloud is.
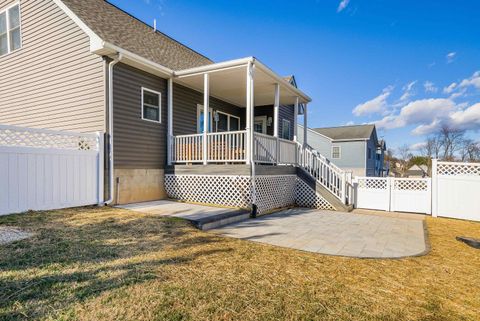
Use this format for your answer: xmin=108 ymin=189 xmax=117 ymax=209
xmin=400 ymin=81 xmax=417 ymax=101
xmin=374 ymin=98 xmax=456 ymax=133
xmin=344 ymin=121 xmax=355 ymax=126
xmin=410 ymin=142 xmax=427 ymax=151
xmin=446 ymin=52 xmax=456 ymax=63
xmin=450 ymin=103 xmax=480 ymax=131
xmin=459 ymin=71 xmax=480 ymax=90
xmin=443 ymin=82 xmax=457 ymax=94
xmin=353 ymin=86 xmax=393 ymax=116
xmin=337 ymin=0 xmax=350 ymax=12
xmin=424 ymin=81 xmax=438 ymax=93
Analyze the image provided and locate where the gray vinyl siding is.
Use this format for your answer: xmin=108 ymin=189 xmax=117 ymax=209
xmin=0 ymin=0 xmax=105 ymax=132
xmin=173 ymin=83 xmax=244 ymax=136
xmin=113 ymin=63 xmax=167 ymax=169
xmin=254 ymin=105 xmax=295 ymax=140
xmin=279 ymin=105 xmax=294 ymax=140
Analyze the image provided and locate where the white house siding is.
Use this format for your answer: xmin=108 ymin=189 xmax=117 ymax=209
xmin=0 ymin=0 xmax=105 ymax=133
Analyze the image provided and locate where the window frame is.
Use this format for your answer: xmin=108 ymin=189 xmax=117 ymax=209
xmin=196 ymin=104 xmax=213 ymax=133
xmin=332 ymin=146 xmax=341 ymax=159
xmin=281 ymin=119 xmax=291 ymax=140
xmin=215 ymin=110 xmax=241 ymax=132
xmin=141 ymin=87 xmax=162 ymax=123
xmin=0 ymin=2 xmax=22 ymax=58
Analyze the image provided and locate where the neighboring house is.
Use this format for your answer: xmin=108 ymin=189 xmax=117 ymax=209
xmin=297 ymin=124 xmax=387 ymax=177
xmin=405 ymin=165 xmax=428 ymax=178
xmin=0 ymin=0 xmax=354 ymax=214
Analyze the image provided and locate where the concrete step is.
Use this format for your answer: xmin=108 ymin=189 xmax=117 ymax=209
xmin=194 ymin=209 xmax=251 ymax=230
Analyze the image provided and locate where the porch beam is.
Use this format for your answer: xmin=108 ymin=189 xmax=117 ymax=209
xmin=303 ymin=103 xmax=308 ymax=147
xmin=273 ymin=83 xmax=280 ymax=138
xmin=203 ymin=73 xmax=209 ymax=165
xmin=167 ymin=78 xmax=173 ymax=165
xmin=293 ymin=97 xmax=299 ymax=142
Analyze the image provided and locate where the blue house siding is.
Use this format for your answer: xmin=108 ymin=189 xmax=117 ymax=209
xmin=298 ymin=125 xmax=384 ymax=177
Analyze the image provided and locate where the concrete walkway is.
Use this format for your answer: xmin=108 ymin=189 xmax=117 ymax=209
xmin=213 ymin=208 xmax=428 ymax=259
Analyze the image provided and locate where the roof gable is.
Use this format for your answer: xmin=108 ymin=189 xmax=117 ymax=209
xmin=60 ymin=0 xmax=213 ymax=70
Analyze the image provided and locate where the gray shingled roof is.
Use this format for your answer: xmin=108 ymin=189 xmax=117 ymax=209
xmin=313 ymin=124 xmax=375 ymax=140
xmin=61 ymin=0 xmax=213 ymax=70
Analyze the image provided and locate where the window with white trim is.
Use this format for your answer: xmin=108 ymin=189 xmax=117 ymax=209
xmin=281 ymin=119 xmax=291 ymax=139
xmin=332 ymin=146 xmax=341 ymax=159
xmin=215 ymin=111 xmax=240 ymax=132
xmin=0 ymin=3 xmax=22 ymax=57
xmin=141 ymin=88 xmax=161 ymax=122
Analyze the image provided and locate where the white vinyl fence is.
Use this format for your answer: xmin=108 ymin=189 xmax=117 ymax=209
xmin=0 ymin=125 xmax=103 ymax=216
xmin=432 ymin=160 xmax=480 ymax=221
xmin=354 ymin=177 xmax=431 ymax=214
xmin=354 ymin=160 xmax=480 ymax=221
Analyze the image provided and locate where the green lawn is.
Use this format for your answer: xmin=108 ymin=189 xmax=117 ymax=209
xmin=0 ymin=207 xmax=479 ymax=321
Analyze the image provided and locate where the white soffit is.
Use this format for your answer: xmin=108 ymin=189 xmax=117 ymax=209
xmin=175 ymin=62 xmax=309 ymax=107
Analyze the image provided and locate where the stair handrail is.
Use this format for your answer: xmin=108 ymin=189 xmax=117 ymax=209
xmin=296 ymin=142 xmax=352 ymax=205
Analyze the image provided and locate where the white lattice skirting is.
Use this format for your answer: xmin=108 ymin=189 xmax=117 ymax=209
xmin=295 ymin=178 xmax=335 ymax=210
xmin=165 ymin=174 xmax=335 ymax=214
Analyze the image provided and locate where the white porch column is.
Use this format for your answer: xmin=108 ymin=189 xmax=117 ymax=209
xmin=293 ymin=97 xmax=299 ymax=142
xmin=167 ymin=78 xmax=173 ymax=165
xmin=203 ymin=73 xmax=209 ymax=165
xmin=273 ymin=83 xmax=280 ymax=137
xmin=245 ymin=61 xmax=254 ymax=165
xmin=303 ymin=103 xmax=308 ymax=147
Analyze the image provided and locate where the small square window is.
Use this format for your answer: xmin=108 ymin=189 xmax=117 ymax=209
xmin=141 ymin=88 xmax=161 ymax=122
xmin=332 ymin=146 xmax=341 ymax=159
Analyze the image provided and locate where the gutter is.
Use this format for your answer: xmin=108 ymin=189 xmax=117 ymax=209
xmin=104 ymin=53 xmax=121 ymax=205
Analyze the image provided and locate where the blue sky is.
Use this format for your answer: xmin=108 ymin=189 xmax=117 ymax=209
xmin=110 ymin=0 xmax=480 ymax=153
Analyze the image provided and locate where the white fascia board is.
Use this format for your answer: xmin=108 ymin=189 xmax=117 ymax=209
xmin=174 ymin=57 xmax=252 ymax=77
xmin=54 ymin=0 xmax=174 ymax=78
xmin=332 ymin=138 xmax=370 ymax=142
xmin=53 ymin=0 xmax=103 ymax=52
xmin=101 ymin=42 xmax=174 ymax=77
xmin=253 ymin=58 xmax=312 ymax=103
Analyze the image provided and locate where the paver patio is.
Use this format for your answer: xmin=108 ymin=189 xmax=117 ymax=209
xmin=213 ymin=208 xmax=428 ymax=258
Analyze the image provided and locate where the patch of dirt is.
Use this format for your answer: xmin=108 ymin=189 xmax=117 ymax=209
xmin=0 ymin=226 xmax=33 ymax=245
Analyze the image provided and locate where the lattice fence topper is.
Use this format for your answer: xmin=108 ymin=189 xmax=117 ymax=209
xmin=0 ymin=125 xmax=98 ymax=151
xmin=164 ymin=175 xmax=251 ymax=208
xmin=357 ymin=178 xmax=387 ymax=190
xmin=394 ymin=179 xmax=429 ymax=191
xmin=295 ymin=178 xmax=335 ymax=210
xmin=254 ymin=175 xmax=297 ymax=214
xmin=437 ymin=162 xmax=480 ymax=177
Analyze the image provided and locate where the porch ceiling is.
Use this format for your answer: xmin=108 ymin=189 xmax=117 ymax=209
xmin=174 ymin=58 xmax=311 ymax=107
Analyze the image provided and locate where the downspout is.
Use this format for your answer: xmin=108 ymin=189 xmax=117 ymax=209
xmin=105 ymin=53 xmax=121 ymax=205
xmin=249 ymin=60 xmax=257 ymax=217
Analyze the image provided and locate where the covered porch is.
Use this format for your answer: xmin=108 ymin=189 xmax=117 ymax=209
xmin=166 ymin=57 xmax=311 ymax=166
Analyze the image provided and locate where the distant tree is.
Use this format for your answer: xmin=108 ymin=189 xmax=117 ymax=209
xmin=422 ymin=135 xmax=442 ymax=159
xmin=438 ymin=125 xmax=465 ymax=160
xmin=408 ymin=156 xmax=429 ymax=167
xmin=460 ymin=139 xmax=480 ymax=162
xmin=397 ymin=144 xmax=412 ymax=176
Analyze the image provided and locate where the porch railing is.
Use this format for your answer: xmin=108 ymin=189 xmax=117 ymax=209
xmin=173 ymin=131 xmax=247 ymax=163
xmin=172 ymin=131 xmax=352 ymax=205
xmin=296 ymin=142 xmax=353 ymax=204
